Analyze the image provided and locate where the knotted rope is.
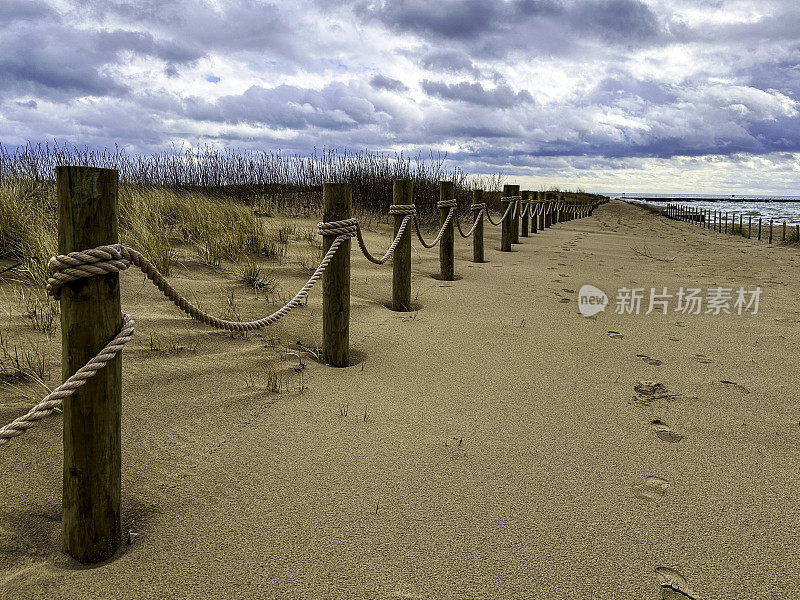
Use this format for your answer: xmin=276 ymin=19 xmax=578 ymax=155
xmin=318 ymin=218 xmax=358 ymax=237
xmin=389 ymin=204 xmax=417 ymax=216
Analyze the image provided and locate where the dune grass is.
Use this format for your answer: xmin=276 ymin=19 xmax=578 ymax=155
xmin=0 ymin=179 xmax=295 ymax=287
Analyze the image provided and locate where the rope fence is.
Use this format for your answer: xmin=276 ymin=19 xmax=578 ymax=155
xmin=0 ymin=166 xmax=606 ymax=563
xmin=665 ymin=203 xmax=799 ymax=245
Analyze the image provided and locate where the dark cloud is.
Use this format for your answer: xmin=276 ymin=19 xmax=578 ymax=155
xmin=420 ymin=49 xmax=478 ymax=74
xmin=364 ymin=0 xmax=499 ymax=40
xmin=422 ymin=80 xmax=534 ymax=108
xmin=369 ymin=74 xmax=409 ymax=92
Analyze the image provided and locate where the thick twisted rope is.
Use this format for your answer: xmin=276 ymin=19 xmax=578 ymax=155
xmin=485 ymin=200 xmax=515 ymax=226
xmin=414 ymin=207 xmax=455 ymax=248
xmin=4 ymin=222 xmax=353 ymax=447
xmin=437 ymin=198 xmax=458 ymax=209
xmin=454 ymin=209 xmax=484 ymax=238
xmin=388 ymin=204 xmax=416 ymax=216
xmin=355 ymin=215 xmax=413 ymax=265
xmin=48 ymin=240 xmax=347 ymax=333
xmin=0 ymin=314 xmax=135 ymax=447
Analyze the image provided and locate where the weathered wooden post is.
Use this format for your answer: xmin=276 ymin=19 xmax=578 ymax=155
xmin=769 ymin=219 xmax=773 ymax=244
xmin=322 ymin=182 xmax=351 ymax=367
xmin=748 ymin=215 xmax=752 ymax=238
xmin=758 ymin=218 xmax=762 ymax=241
xmin=530 ymin=192 xmax=539 ymax=234
xmin=543 ymin=194 xmax=550 ymax=228
xmin=796 ymin=224 xmax=799 ymax=244
xmin=505 ymin=184 xmax=520 ymax=243
xmin=724 ymin=212 xmax=728 ymax=234
xmin=782 ymin=221 xmax=786 ymax=241
xmin=58 ymin=165 xmax=122 ymax=563
xmin=392 ymin=179 xmax=413 ymax=311
xmin=500 ymin=194 xmax=514 ymax=252
xmin=438 ymin=181 xmax=455 ymax=281
xmin=472 ymin=189 xmax=484 ymax=263
xmin=740 ymin=214 xmax=743 ymax=236
xmin=520 ymin=191 xmax=529 ymax=237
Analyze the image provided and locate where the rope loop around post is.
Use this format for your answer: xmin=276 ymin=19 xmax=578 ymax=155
xmin=436 ymin=198 xmax=458 ymax=209
xmin=317 ymin=218 xmax=358 ymax=237
xmin=47 ymin=245 xmax=131 ymax=299
xmin=470 ymin=203 xmax=487 ymax=211
xmin=389 ymin=204 xmax=417 ymax=215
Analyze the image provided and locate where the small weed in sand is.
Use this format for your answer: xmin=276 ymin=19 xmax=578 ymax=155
xmin=276 ymin=223 xmax=295 ymax=245
xmin=297 ymin=249 xmax=319 ymax=274
xmin=16 ymin=286 xmax=59 ymax=337
xmin=339 ymin=404 xmax=349 ymax=417
xmin=0 ymin=331 xmax=47 ymax=382
xmin=239 ymin=258 xmax=263 ymax=287
xmin=363 ymin=406 xmax=371 ymax=422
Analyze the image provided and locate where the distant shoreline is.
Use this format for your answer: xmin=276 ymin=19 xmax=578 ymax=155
xmin=616 ymin=196 xmax=800 ymax=203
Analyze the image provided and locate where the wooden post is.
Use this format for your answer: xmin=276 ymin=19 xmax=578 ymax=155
xmin=782 ymin=221 xmax=786 ymax=241
xmin=530 ymin=192 xmax=539 ymax=234
xmin=758 ymin=218 xmax=762 ymax=241
xmin=472 ymin=189 xmax=484 ymax=263
xmin=392 ymin=179 xmax=413 ymax=311
xmin=769 ymin=219 xmax=773 ymax=244
xmin=506 ymin=184 xmax=520 ymax=244
xmin=740 ymin=214 xmax=743 ymax=236
xmin=796 ymin=224 xmax=799 ymax=244
xmin=322 ymin=182 xmax=351 ymax=367
xmin=500 ymin=194 xmax=513 ymax=252
xmin=724 ymin=213 xmax=728 ymax=234
xmin=58 ymin=165 xmax=122 ymax=563
xmin=520 ymin=191 xmax=529 ymax=237
xmin=439 ymin=181 xmax=455 ymax=281
xmin=748 ymin=215 xmax=752 ymax=238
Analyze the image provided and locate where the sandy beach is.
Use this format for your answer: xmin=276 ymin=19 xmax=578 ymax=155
xmin=2 ymin=199 xmax=799 ymax=599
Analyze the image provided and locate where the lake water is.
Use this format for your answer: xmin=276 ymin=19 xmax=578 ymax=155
xmin=611 ymin=194 xmax=800 ymax=225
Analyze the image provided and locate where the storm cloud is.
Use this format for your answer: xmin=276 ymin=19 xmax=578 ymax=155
xmin=1 ymin=0 xmax=800 ymax=192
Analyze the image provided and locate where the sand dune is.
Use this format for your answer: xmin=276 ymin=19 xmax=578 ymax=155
xmin=2 ymin=200 xmax=799 ymax=599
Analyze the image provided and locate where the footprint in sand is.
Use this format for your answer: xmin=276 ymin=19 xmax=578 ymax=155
xmin=633 ymin=381 xmax=678 ymax=406
xmin=721 ymin=380 xmax=750 ymax=394
xmin=650 ymin=419 xmax=684 ymax=443
xmin=558 ymin=298 xmax=571 ymax=303
xmin=608 ymin=331 xmax=624 ymax=339
xmin=693 ymin=354 xmax=712 ymax=365
xmin=655 ymin=567 xmax=699 ymax=599
xmin=637 ymin=354 xmax=663 ymax=366
xmin=633 ymin=476 xmax=669 ymax=501
xmin=562 ymin=288 xmax=575 ymax=293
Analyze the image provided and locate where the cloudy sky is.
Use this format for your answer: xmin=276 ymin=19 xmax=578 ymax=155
xmin=2 ymin=0 xmax=800 ymax=194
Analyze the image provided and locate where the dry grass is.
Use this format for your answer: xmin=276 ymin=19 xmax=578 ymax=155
xmin=0 ymin=179 xmax=297 ymax=287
